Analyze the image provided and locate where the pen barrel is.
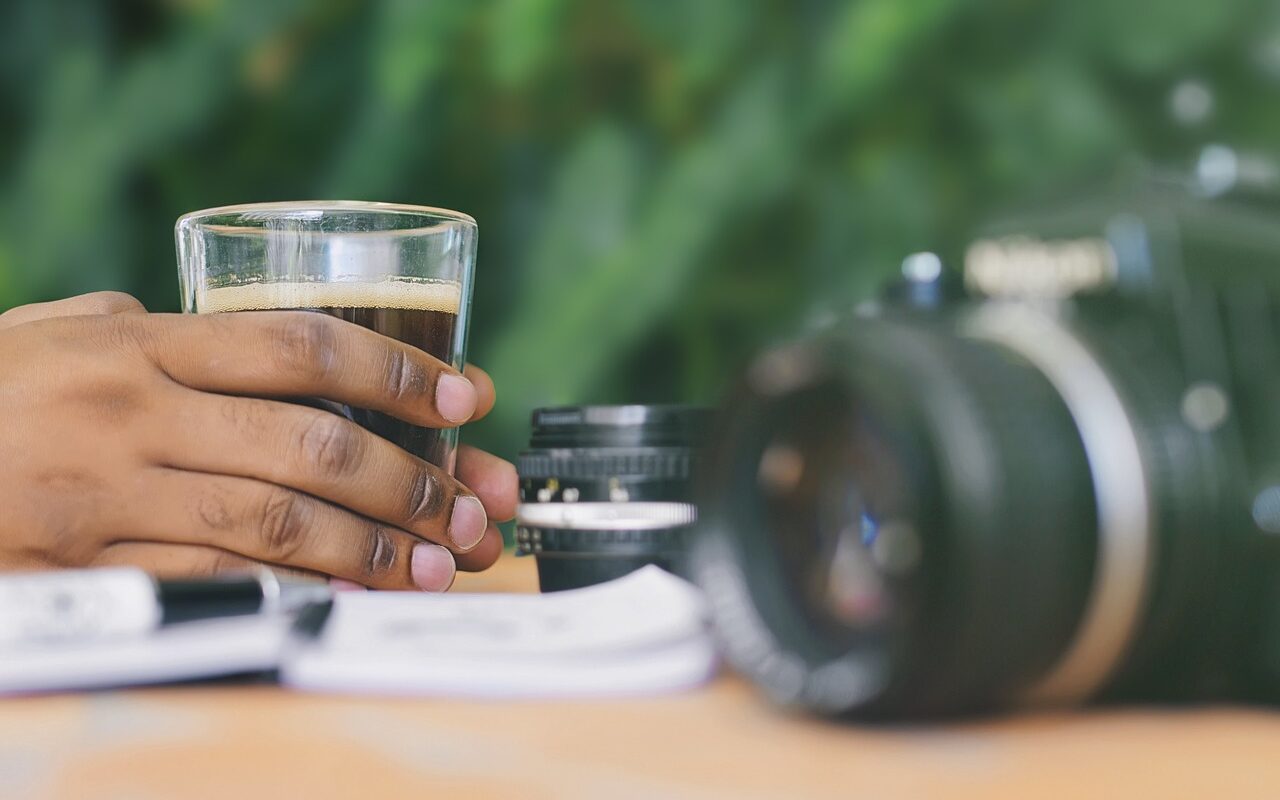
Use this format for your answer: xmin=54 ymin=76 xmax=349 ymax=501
xmin=157 ymin=577 xmax=264 ymax=625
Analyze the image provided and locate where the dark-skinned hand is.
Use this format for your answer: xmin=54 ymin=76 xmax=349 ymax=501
xmin=0 ymin=292 xmax=517 ymax=591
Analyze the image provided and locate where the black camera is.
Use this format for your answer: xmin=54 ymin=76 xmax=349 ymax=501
xmin=692 ymin=167 xmax=1280 ymax=718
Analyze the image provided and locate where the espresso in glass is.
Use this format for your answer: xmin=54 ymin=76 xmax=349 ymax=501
xmin=177 ymin=201 xmax=477 ymax=473
xmin=200 ymin=279 xmax=461 ymax=467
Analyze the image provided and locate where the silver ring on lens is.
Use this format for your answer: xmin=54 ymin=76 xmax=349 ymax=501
xmin=516 ymin=502 xmax=697 ymax=531
xmin=965 ymin=302 xmax=1153 ymax=705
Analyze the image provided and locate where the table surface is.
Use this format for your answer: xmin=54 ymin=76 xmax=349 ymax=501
xmin=4 ymin=556 xmax=1280 ymax=800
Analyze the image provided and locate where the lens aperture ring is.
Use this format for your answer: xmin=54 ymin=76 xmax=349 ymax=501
xmin=515 ymin=524 xmax=692 ymax=556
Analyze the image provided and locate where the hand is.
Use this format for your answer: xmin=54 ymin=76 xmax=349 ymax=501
xmin=0 ymin=292 xmax=517 ymax=591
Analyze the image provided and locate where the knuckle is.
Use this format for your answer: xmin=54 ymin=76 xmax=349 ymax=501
xmin=274 ymin=313 xmax=340 ymax=381
xmin=404 ymin=468 xmax=446 ymax=525
xmin=192 ymin=488 xmax=234 ymax=531
xmin=383 ymin=347 xmax=428 ymax=403
xmin=28 ymin=470 xmax=107 ymax=563
xmin=63 ymin=377 xmax=148 ymax=425
xmin=361 ymin=526 xmax=398 ymax=582
xmin=83 ymin=291 xmax=145 ymax=315
xmin=219 ymin=395 xmax=251 ymax=429
xmin=296 ymin=413 xmax=363 ymax=479
xmin=219 ymin=396 xmax=274 ymax=441
xmin=192 ymin=549 xmax=251 ymax=577
xmin=0 ymin=304 xmax=33 ymax=329
xmin=257 ymin=488 xmax=312 ymax=560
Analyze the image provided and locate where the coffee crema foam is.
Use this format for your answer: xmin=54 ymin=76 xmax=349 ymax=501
xmin=197 ymin=279 xmax=461 ymax=314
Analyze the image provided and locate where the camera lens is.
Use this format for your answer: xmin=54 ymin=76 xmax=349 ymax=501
xmin=516 ymin=405 xmax=711 ymax=592
xmin=691 ymin=302 xmax=1230 ymax=717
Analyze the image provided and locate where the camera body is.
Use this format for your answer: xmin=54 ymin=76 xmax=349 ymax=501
xmin=950 ymin=175 xmax=1280 ymax=705
xmin=693 ymin=170 xmax=1280 ymax=717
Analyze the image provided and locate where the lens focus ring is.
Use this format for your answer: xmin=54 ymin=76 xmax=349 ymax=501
xmin=517 ymin=449 xmax=695 ymax=481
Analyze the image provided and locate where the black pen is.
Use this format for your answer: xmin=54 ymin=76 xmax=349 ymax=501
xmin=0 ymin=567 xmax=332 ymax=648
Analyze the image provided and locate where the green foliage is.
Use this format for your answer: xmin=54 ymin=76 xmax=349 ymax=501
xmin=0 ymin=0 xmax=1277 ymax=460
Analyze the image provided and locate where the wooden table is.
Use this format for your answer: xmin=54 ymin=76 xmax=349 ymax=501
xmin=3 ymin=556 xmax=1279 ymax=799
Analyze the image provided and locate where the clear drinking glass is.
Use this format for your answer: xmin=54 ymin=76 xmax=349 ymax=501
xmin=175 ymin=201 xmax=477 ymax=473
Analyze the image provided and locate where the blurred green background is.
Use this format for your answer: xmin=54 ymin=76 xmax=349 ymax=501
xmin=2 ymin=0 xmax=1279 ymax=461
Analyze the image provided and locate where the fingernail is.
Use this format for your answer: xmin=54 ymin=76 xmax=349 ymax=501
xmin=411 ymin=543 xmax=456 ymax=592
xmin=449 ymin=494 xmax=487 ymax=551
xmin=435 ymin=373 xmax=477 ymax=424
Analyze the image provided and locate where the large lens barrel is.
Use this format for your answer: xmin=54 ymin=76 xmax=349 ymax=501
xmin=692 ymin=302 xmax=1237 ymax=718
xmin=516 ymin=405 xmax=710 ymax=592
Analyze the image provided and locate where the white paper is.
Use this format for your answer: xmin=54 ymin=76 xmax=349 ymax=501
xmin=284 ymin=565 xmax=717 ymax=698
xmin=0 ymin=566 xmax=718 ymax=699
xmin=0 ymin=614 xmax=292 ymax=695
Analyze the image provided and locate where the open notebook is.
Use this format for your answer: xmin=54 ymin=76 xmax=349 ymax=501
xmin=284 ymin=565 xmax=715 ymax=698
xmin=0 ymin=566 xmax=716 ymax=698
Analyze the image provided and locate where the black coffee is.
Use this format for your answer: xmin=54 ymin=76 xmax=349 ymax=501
xmin=200 ymin=280 xmax=462 ymax=468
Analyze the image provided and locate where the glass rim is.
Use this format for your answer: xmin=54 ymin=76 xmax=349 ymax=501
xmin=176 ymin=199 xmax=477 ymax=230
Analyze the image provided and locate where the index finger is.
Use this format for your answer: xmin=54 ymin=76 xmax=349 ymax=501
xmin=142 ymin=311 xmax=478 ymax=428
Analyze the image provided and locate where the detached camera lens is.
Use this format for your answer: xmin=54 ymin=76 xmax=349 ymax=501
xmin=516 ymin=405 xmax=711 ymax=592
xmin=693 ymin=318 xmax=1104 ymax=717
